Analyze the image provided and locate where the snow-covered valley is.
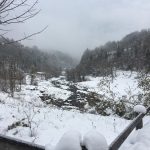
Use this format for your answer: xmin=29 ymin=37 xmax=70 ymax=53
xmin=0 ymin=71 xmax=149 ymax=149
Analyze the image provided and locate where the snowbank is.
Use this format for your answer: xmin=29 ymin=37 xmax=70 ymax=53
xmin=134 ymin=105 xmax=146 ymax=114
xmin=82 ymin=130 xmax=108 ymax=150
xmin=54 ymin=131 xmax=82 ymax=150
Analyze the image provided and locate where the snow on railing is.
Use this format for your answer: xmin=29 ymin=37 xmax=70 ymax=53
xmin=0 ymin=133 xmax=44 ymax=150
xmin=0 ymin=130 xmax=108 ymax=150
xmin=0 ymin=105 xmax=149 ymax=150
xmin=109 ymin=105 xmax=150 ymax=150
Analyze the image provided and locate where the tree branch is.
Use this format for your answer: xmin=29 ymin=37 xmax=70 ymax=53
xmin=0 ymin=26 xmax=48 ymax=45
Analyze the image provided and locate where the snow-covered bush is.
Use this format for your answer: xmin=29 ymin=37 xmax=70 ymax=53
xmin=95 ymin=100 xmax=112 ymax=116
xmin=23 ymin=102 xmax=40 ymax=137
xmin=7 ymin=119 xmax=28 ymax=131
xmin=114 ymin=101 xmax=126 ymax=117
xmin=138 ymin=73 xmax=150 ymax=107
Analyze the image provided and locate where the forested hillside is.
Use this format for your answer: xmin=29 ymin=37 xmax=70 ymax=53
xmin=0 ymin=38 xmax=76 ymax=96
xmin=0 ymin=38 xmax=76 ymax=74
xmin=67 ymin=29 xmax=150 ymax=81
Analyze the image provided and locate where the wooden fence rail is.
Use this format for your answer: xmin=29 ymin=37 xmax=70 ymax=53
xmin=0 ymin=134 xmax=44 ymax=150
xmin=109 ymin=106 xmax=150 ymax=150
xmin=0 ymin=106 xmax=149 ymax=150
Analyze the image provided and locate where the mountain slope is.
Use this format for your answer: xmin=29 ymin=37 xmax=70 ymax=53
xmin=69 ymin=29 xmax=150 ymax=81
xmin=0 ymin=38 xmax=77 ymax=76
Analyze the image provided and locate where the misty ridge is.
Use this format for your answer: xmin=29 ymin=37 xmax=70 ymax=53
xmin=0 ymin=27 xmax=150 ymax=99
xmin=67 ymin=29 xmax=150 ymax=81
xmin=1 ymin=28 xmax=150 ymax=78
xmin=0 ymin=0 xmax=150 ymax=80
xmin=0 ymin=37 xmax=77 ymax=74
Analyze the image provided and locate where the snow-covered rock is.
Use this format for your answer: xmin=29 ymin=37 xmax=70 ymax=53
xmin=82 ymin=130 xmax=108 ymax=150
xmin=134 ymin=105 xmax=146 ymax=114
xmin=54 ymin=131 xmax=82 ymax=150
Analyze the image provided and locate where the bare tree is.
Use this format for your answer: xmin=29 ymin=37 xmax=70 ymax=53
xmin=0 ymin=0 xmax=47 ymax=44
xmin=8 ymin=58 xmax=16 ymax=97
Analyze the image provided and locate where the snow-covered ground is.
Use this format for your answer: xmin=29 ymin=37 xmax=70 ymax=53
xmin=0 ymin=100 xmax=129 ymax=146
xmin=0 ymin=71 xmax=149 ymax=149
xmin=77 ymin=71 xmax=142 ymax=101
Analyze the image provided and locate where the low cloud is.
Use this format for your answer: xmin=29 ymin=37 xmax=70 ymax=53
xmin=7 ymin=0 xmax=150 ymax=58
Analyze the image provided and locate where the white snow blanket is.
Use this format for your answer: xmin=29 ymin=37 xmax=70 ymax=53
xmin=82 ymin=130 xmax=108 ymax=150
xmin=54 ymin=131 xmax=82 ymax=150
xmin=134 ymin=105 xmax=146 ymax=114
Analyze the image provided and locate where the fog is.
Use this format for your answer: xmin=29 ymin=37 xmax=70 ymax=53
xmin=7 ymin=0 xmax=150 ymax=58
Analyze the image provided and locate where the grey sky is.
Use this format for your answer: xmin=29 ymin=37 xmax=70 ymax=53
xmin=8 ymin=0 xmax=150 ymax=58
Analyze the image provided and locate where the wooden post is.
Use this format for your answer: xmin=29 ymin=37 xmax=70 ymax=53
xmin=82 ymin=146 xmax=88 ymax=150
xmin=133 ymin=105 xmax=147 ymax=130
xmin=136 ymin=119 xmax=143 ymax=130
xmin=134 ymin=112 xmax=143 ymax=130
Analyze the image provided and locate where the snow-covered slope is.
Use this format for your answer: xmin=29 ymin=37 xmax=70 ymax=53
xmin=0 ymin=71 xmax=149 ymax=149
xmin=77 ymin=71 xmax=141 ymax=100
xmin=0 ymin=100 xmax=129 ymax=146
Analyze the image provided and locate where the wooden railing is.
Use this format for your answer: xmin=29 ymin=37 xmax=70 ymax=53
xmin=0 ymin=106 xmax=149 ymax=150
xmin=109 ymin=106 xmax=150 ymax=150
xmin=0 ymin=134 xmax=44 ymax=150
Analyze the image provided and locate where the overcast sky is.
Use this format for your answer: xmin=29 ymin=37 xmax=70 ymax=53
xmin=8 ymin=0 xmax=150 ymax=58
